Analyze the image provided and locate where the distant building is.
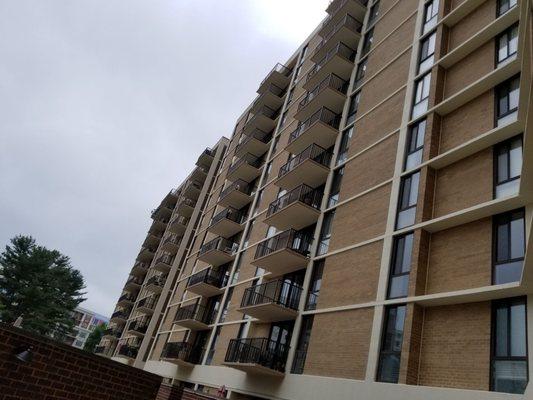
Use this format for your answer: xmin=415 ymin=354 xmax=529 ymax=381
xmin=65 ymin=306 xmax=109 ymax=349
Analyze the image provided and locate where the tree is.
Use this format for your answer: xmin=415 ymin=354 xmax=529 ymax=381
xmin=84 ymin=323 xmax=107 ymax=353
xmin=0 ymin=235 xmax=86 ymax=338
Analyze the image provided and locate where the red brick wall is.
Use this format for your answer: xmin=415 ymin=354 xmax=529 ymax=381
xmin=0 ymin=323 xmax=162 ymax=400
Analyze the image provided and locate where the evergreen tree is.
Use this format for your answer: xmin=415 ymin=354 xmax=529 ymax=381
xmin=83 ymin=323 xmax=107 ymax=353
xmin=0 ymin=235 xmax=86 ymax=338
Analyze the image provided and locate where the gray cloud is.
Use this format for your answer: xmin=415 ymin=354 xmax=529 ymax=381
xmin=0 ymin=0 xmax=327 ymax=316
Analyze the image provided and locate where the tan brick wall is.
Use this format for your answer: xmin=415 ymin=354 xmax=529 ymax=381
xmin=211 ymin=323 xmax=241 ymax=366
xmin=304 ymin=308 xmax=374 ymax=379
xmin=317 ymin=241 xmax=382 ymax=309
xmin=373 ymin=0 xmax=419 ymax=43
xmin=426 ymin=218 xmax=492 ymax=294
xmin=418 ymin=302 xmax=491 ymax=390
xmin=433 ymin=147 xmax=494 ymax=217
xmin=447 ymin=0 xmax=496 ymax=51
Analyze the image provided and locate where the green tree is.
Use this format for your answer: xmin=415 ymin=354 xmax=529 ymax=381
xmin=84 ymin=323 xmax=107 ymax=353
xmin=0 ymin=235 xmax=86 ymax=338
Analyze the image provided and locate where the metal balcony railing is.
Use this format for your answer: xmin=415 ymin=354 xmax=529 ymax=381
xmin=199 ymin=237 xmax=238 ymax=257
xmin=289 ymin=108 xmax=341 ymax=146
xmin=155 ymin=254 xmax=175 ymax=267
xmin=267 ymin=185 xmax=323 ymax=217
xmin=278 ymin=144 xmax=332 ymax=179
xmin=162 ymin=234 xmax=181 ymax=248
xmin=171 ymin=214 xmax=190 ymax=227
xmin=187 ymin=267 xmax=228 ymax=289
xmin=179 ymin=196 xmax=196 ymax=208
xmin=298 ymin=74 xmax=348 ymax=112
xmin=118 ymin=293 xmax=136 ymax=303
xmin=117 ymin=344 xmax=139 ymax=358
xmin=146 ymin=275 xmax=166 ymax=288
xmin=255 ymin=229 xmax=313 ymax=260
xmin=162 ymin=342 xmax=204 ymax=364
xmin=241 ymin=279 xmax=303 ymax=310
xmin=228 ymin=153 xmax=263 ymax=175
xmin=174 ymin=303 xmax=215 ymax=325
xmin=129 ymin=319 xmax=149 ymax=335
xmin=219 ymin=179 xmax=252 ymax=201
xmin=317 ymin=15 xmax=362 ymax=55
xmin=244 ymin=106 xmax=279 ymax=130
xmin=306 ymin=43 xmax=356 ymax=82
xmin=111 ymin=310 xmax=129 ymax=320
xmin=104 ymin=327 xmax=123 ymax=337
xmin=137 ymin=296 xmax=158 ymax=311
xmin=126 ymin=276 xmax=144 ymax=286
xmin=259 ymin=63 xmax=292 ymax=90
xmin=133 ymin=261 xmax=150 ymax=271
xmin=210 ymin=207 xmax=245 ymax=227
xmin=235 ymin=129 xmax=273 ymax=155
xmin=225 ymin=337 xmax=289 ymax=373
xmin=253 ymin=83 xmax=286 ymax=109
xmin=325 ymin=0 xmax=368 ymax=17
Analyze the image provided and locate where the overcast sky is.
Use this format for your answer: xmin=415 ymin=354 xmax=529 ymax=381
xmin=0 ymin=0 xmax=327 ymax=316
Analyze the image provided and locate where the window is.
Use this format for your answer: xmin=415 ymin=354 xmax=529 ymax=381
xmin=493 ymin=209 xmax=525 ymax=284
xmin=346 ymin=92 xmax=361 ymax=126
xmin=388 ymin=233 xmax=414 ymax=299
xmin=422 ymin=0 xmax=439 ymax=34
xmin=494 ymin=135 xmax=522 ymax=198
xmin=264 ymin=161 xmax=273 ymax=180
xmin=253 ymin=191 xmax=263 ymax=216
xmin=266 ymin=225 xmax=278 ymax=238
xmin=279 ymin=110 xmax=289 ymax=129
xmin=287 ymin=86 xmax=295 ymax=105
xmin=404 ymin=119 xmax=426 ymax=170
xmin=271 ymin=136 xmax=280 ymax=154
xmin=291 ymin=316 xmax=315 ymax=374
xmin=354 ymin=58 xmax=368 ymax=87
xmin=205 ymin=326 xmax=221 ymax=365
xmin=243 ymin=219 xmax=255 ymax=247
xmin=361 ymin=28 xmax=374 ymax=56
xmin=236 ymin=322 xmax=247 ymax=340
xmin=491 ymin=297 xmax=528 ymax=394
xmin=219 ymin=287 xmax=234 ymax=323
xmin=336 ymin=127 xmax=353 ymax=165
xmin=294 ymin=64 xmax=302 ymax=81
xmin=328 ymin=167 xmax=344 ymax=207
xmin=300 ymin=44 xmax=309 ymax=64
xmin=368 ymin=1 xmax=380 ymax=26
xmin=497 ymin=24 xmax=518 ymax=65
xmin=497 ymin=0 xmax=517 ymax=17
xmin=418 ymin=31 xmax=436 ymax=73
xmin=496 ymin=75 xmax=520 ymax=126
xmin=231 ymin=256 xmax=243 ymax=284
xmin=412 ymin=73 xmax=431 ymax=118
xmin=396 ymin=171 xmax=420 ymax=229
xmin=317 ymin=211 xmax=335 ymax=255
xmin=377 ymin=305 xmax=407 ymax=383
xmin=306 ymin=260 xmax=324 ymax=310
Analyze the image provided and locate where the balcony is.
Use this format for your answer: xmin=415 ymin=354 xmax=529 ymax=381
xmin=151 ymin=205 xmax=173 ymax=221
xmin=117 ymin=293 xmax=136 ymax=307
xmin=110 ymin=310 xmax=130 ymax=323
xmin=198 ymin=237 xmax=238 ymax=266
xmin=124 ymin=275 xmax=144 ymax=291
xmin=143 ymin=231 xmax=163 ymax=248
xmin=264 ymin=185 xmax=323 ymax=231
xmin=252 ymin=83 xmax=286 ymax=113
xmin=151 ymin=217 xmax=170 ymax=231
xmin=227 ymin=153 xmax=263 ymax=182
xmin=145 ymin=275 xmax=166 ymax=294
xmin=242 ymin=105 xmax=279 ymax=136
xmin=190 ymin=165 xmax=209 ymax=183
xmin=235 ymin=129 xmax=273 ymax=158
xmin=224 ymin=337 xmax=289 ymax=377
xmin=304 ymin=42 xmax=356 ymax=90
xmin=137 ymin=246 xmax=156 ymax=262
xmin=161 ymin=234 xmax=181 ymax=254
xmin=103 ymin=328 xmax=123 ymax=340
xmin=184 ymin=180 xmax=203 ymax=199
xmin=295 ymin=74 xmax=348 ymax=122
xmin=239 ymin=279 xmax=302 ymax=322
xmin=127 ymin=319 xmax=149 ymax=336
xmin=208 ymin=208 xmax=246 ymax=238
xmin=322 ymin=0 xmax=367 ymax=33
xmin=313 ymin=14 xmax=362 ymax=63
xmin=117 ymin=344 xmax=139 ymax=359
xmin=196 ymin=148 xmax=214 ymax=168
xmin=286 ymin=107 xmax=341 ymax=154
xmin=174 ymin=303 xmax=215 ymax=330
xmin=161 ymin=342 xmax=204 ymax=367
xmin=252 ymin=229 xmax=312 ymax=276
xmin=218 ymin=179 xmax=253 ymax=209
xmin=131 ymin=261 xmax=149 ymax=276
xmin=276 ymin=144 xmax=331 ymax=190
xmin=187 ymin=267 xmax=227 ymax=297
xmin=257 ymin=63 xmax=292 ymax=94
xmin=137 ymin=296 xmax=158 ymax=315
xmin=153 ymin=254 xmax=175 ymax=273
xmin=176 ymin=197 xmax=196 ymax=217
xmin=168 ymin=215 xmax=190 ymax=235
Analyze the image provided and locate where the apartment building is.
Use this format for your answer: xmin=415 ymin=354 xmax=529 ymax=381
xmin=102 ymin=0 xmax=533 ymax=398
xmin=65 ymin=306 xmax=108 ymax=349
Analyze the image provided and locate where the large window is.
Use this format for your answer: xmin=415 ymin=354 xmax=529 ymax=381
xmin=422 ymin=0 xmax=439 ymax=34
xmin=404 ymin=119 xmax=426 ymax=170
xmin=412 ymin=73 xmax=431 ymax=119
xmin=336 ymin=127 xmax=354 ymax=165
xmin=317 ymin=211 xmax=335 ymax=255
xmin=497 ymin=0 xmax=517 ymax=17
xmin=419 ymin=32 xmax=436 ymax=73
xmin=368 ymin=1 xmax=380 ymax=26
xmin=497 ymin=24 xmax=518 ymax=66
xmin=291 ymin=316 xmax=315 ymax=374
xmin=388 ymin=233 xmax=414 ymax=299
xmin=346 ymin=91 xmax=361 ymax=126
xmin=361 ymin=28 xmax=374 ymax=56
xmin=491 ymin=297 xmax=528 ymax=394
xmin=354 ymin=58 xmax=368 ymax=88
xmin=494 ymin=135 xmax=522 ymax=198
xmin=493 ymin=209 xmax=525 ymax=284
xmin=396 ymin=171 xmax=420 ymax=229
xmin=306 ymin=260 xmax=324 ymax=310
xmin=377 ymin=305 xmax=407 ymax=383
xmin=328 ymin=167 xmax=344 ymax=207
xmin=496 ymin=75 xmax=520 ymax=126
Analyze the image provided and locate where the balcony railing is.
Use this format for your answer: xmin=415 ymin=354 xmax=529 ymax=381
xmin=137 ymin=296 xmax=158 ymax=311
xmin=155 ymin=254 xmax=175 ymax=267
xmin=210 ymin=207 xmax=245 ymax=227
xmin=279 ymin=144 xmax=332 ymax=179
xmin=244 ymin=106 xmax=279 ymax=130
xmin=267 ymin=185 xmax=323 ymax=218
xmin=118 ymin=293 xmax=136 ymax=303
xmin=306 ymin=43 xmax=356 ymax=83
xmin=241 ymin=279 xmax=303 ymax=310
xmin=253 ymin=83 xmax=286 ymax=108
xmin=199 ymin=237 xmax=238 ymax=257
xmin=219 ymin=179 xmax=252 ymax=201
xmin=185 ymin=180 xmax=203 ymax=193
xmin=259 ymin=63 xmax=292 ymax=90
xmin=171 ymin=214 xmax=190 ymax=227
xmin=255 ymin=229 xmax=313 ymax=260
xmin=132 ymin=261 xmax=149 ymax=272
xmin=146 ymin=275 xmax=166 ymax=288
xmin=117 ymin=344 xmax=139 ymax=359
xmin=111 ymin=310 xmax=130 ymax=320
xmin=298 ymin=74 xmax=348 ymax=113
xmin=104 ymin=327 xmax=123 ymax=338
xmin=289 ymin=108 xmax=341 ymax=146
xmin=126 ymin=276 xmax=144 ymax=286
xmin=174 ymin=303 xmax=215 ymax=325
xmin=129 ymin=319 xmax=149 ymax=335
xmin=228 ymin=153 xmax=263 ymax=175
xmin=225 ymin=337 xmax=289 ymax=373
xmin=179 ymin=196 xmax=196 ymax=208
xmin=187 ymin=267 xmax=228 ymax=289
xmin=316 ymin=14 xmax=362 ymax=55
xmin=235 ymin=129 xmax=273 ymax=156
xmin=162 ymin=342 xmax=204 ymax=365
xmin=325 ymin=0 xmax=368 ymax=17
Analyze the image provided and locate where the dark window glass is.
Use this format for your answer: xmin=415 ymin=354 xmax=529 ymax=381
xmin=497 ymin=24 xmax=518 ymax=65
xmin=422 ymin=0 xmax=439 ymax=34
xmin=493 ymin=209 xmax=525 ymax=284
xmin=317 ymin=211 xmax=335 ymax=255
xmin=336 ymin=127 xmax=353 ymax=165
xmin=346 ymin=92 xmax=361 ymax=126
xmin=419 ymin=32 xmax=436 ymax=72
xmin=491 ymin=297 xmax=528 ymax=394
xmin=412 ymin=73 xmax=431 ymax=118
xmin=368 ymin=1 xmax=380 ymax=25
xmin=354 ymin=58 xmax=368 ymax=87
xmin=388 ymin=233 xmax=414 ymax=299
xmin=219 ymin=287 xmax=234 ymax=323
xmin=362 ymin=28 xmax=374 ymax=55
xmin=396 ymin=171 xmax=420 ymax=229
xmin=205 ymin=326 xmax=221 ymax=365
xmin=328 ymin=167 xmax=344 ymax=207
xmin=291 ymin=316 xmax=315 ymax=374
xmin=377 ymin=305 xmax=407 ymax=383
xmin=496 ymin=75 xmax=520 ymax=122
xmin=404 ymin=119 xmax=426 ymax=170
xmin=306 ymin=260 xmax=325 ymax=310
xmin=497 ymin=0 xmax=517 ymax=17
xmin=494 ymin=135 xmax=522 ymax=198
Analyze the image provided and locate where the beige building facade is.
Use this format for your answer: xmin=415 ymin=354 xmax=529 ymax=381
xmin=100 ymin=0 xmax=533 ymax=398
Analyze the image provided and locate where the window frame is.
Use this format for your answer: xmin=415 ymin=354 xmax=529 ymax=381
xmin=387 ymin=233 xmax=414 ymax=299
xmin=493 ymin=135 xmax=523 ymax=199
xmin=497 ymin=0 xmax=518 ymax=17
xmin=422 ymin=0 xmax=439 ymax=34
xmin=367 ymin=0 xmax=380 ymax=26
xmin=361 ymin=27 xmax=374 ymax=56
xmin=376 ymin=305 xmax=407 ymax=383
xmin=418 ymin=31 xmax=436 ymax=73
xmin=492 ymin=208 xmax=526 ymax=285
xmin=396 ymin=171 xmax=420 ymax=229
xmin=412 ymin=73 xmax=432 ymax=119
xmin=496 ymin=24 xmax=519 ymax=66
xmin=404 ymin=119 xmax=426 ymax=171
xmin=495 ymin=74 xmax=520 ymax=125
